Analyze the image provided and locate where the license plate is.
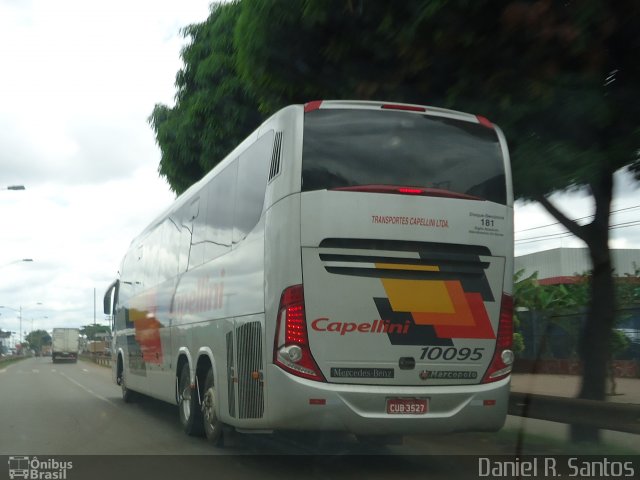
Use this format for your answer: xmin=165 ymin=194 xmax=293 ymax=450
xmin=386 ymin=398 xmax=428 ymax=415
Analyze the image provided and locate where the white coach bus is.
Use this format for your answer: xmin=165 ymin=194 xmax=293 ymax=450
xmin=104 ymin=100 xmax=514 ymax=445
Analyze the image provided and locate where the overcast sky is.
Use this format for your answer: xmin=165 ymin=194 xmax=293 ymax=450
xmin=0 ymin=0 xmax=212 ymax=340
xmin=1 ymin=0 xmax=639 ymax=342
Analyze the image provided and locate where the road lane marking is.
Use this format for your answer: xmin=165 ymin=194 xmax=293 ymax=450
xmin=32 ymin=369 xmax=39 ymax=373
xmin=0 ymin=369 xmax=5 ymax=374
xmin=51 ymin=369 xmax=57 ymax=372
xmin=82 ymin=368 xmax=89 ymax=373
xmin=58 ymin=371 xmax=118 ymax=407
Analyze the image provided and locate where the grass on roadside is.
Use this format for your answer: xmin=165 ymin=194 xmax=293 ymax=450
xmin=0 ymin=355 xmax=29 ymax=369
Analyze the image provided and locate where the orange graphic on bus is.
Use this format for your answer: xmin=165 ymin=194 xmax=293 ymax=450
xmin=377 ymin=263 xmax=495 ymax=340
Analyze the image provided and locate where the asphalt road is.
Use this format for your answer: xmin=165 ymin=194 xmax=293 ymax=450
xmin=0 ymin=357 xmax=500 ymax=479
xmin=2 ymin=357 xmax=638 ymax=457
xmin=0 ymin=356 xmax=448 ymax=456
xmin=0 ymin=356 xmax=222 ymax=455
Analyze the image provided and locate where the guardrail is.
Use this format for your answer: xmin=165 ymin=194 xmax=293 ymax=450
xmin=508 ymin=391 xmax=640 ymax=434
xmin=79 ymin=353 xmax=112 ymax=368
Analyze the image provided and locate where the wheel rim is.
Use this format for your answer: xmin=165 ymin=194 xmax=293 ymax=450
xmin=202 ymin=386 xmax=218 ymax=433
xmin=181 ymin=385 xmax=191 ymax=419
xmin=120 ymin=369 xmax=128 ymax=397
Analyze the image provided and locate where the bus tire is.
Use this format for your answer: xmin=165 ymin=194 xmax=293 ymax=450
xmin=178 ymin=362 xmax=203 ymax=436
xmin=202 ymin=368 xmax=223 ymax=447
xmin=121 ymin=364 xmax=136 ymax=403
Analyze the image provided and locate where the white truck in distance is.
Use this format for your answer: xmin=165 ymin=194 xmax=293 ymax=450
xmin=51 ymin=328 xmax=80 ymax=363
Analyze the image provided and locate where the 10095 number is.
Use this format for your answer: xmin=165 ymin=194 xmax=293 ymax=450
xmin=419 ymin=346 xmax=485 ymax=361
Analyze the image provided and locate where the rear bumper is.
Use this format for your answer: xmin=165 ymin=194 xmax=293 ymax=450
xmin=265 ymin=365 xmax=509 ymax=435
xmin=52 ymin=352 xmax=78 ymax=360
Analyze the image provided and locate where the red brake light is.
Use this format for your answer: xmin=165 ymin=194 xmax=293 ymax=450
xmin=482 ymin=293 xmax=514 ymax=383
xmin=273 ymin=285 xmax=325 ymax=382
xmin=496 ymin=295 xmax=514 ymax=350
xmin=476 ymin=115 xmax=493 ymax=129
xmin=304 ymin=100 xmax=323 ymax=113
xmin=285 ymin=304 xmax=305 ymax=343
xmin=381 ymin=103 xmax=426 ymax=112
xmin=331 ymin=184 xmax=483 ymax=200
xmin=398 ymin=187 xmax=424 ymax=195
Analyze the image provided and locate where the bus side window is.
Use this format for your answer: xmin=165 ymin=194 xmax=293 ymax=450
xmin=176 ymin=205 xmax=192 ymax=274
xmin=203 ymin=162 xmax=237 ymax=263
xmin=233 ymin=131 xmax=274 ymax=243
xmin=188 ymin=197 xmax=206 ymax=269
xmin=118 ymin=253 xmax=135 ymax=329
xmin=160 ymin=217 xmax=181 ymax=281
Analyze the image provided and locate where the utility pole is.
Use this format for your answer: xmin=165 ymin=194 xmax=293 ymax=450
xmin=94 ymin=288 xmax=96 ymax=325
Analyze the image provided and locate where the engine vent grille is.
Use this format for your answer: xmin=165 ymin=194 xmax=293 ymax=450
xmin=226 ymin=331 xmax=236 ymax=418
xmin=268 ymin=131 xmax=283 ymax=181
xmin=236 ymin=321 xmax=264 ymax=419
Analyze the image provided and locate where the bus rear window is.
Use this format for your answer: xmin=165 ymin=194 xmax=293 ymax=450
xmin=302 ymin=109 xmax=507 ymax=204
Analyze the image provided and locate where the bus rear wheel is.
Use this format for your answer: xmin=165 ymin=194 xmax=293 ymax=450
xmin=178 ymin=362 xmax=203 ymax=436
xmin=202 ymin=368 xmax=223 ymax=447
xmin=119 ymin=359 xmax=135 ymax=403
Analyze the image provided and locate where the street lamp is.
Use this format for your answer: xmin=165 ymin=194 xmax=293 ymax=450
xmin=0 ymin=258 xmax=34 ymax=268
xmin=30 ymin=315 xmax=49 ymax=334
xmin=0 ymin=302 xmax=43 ymax=348
xmin=1 ymin=185 xmax=25 ymax=190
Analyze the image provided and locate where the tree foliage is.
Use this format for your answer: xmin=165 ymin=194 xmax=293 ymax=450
xmin=234 ymin=1 xmax=640 ymax=190
xmin=79 ymin=324 xmax=111 ymax=341
xmin=514 ymin=270 xmax=582 ymax=314
xmin=24 ymin=329 xmax=51 ymax=354
xmin=149 ymin=1 xmax=262 ymax=194
xmin=514 ymin=269 xmax=639 ymax=359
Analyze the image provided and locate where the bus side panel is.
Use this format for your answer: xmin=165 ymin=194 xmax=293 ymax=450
xmin=260 ymin=107 xmax=305 ymax=427
xmin=171 ymin=219 xmax=267 ymax=424
xmin=122 ymin=278 xmax=177 ymax=404
xmin=260 ymin=105 xmax=304 ymax=213
xmin=262 ymin=193 xmax=303 ymax=427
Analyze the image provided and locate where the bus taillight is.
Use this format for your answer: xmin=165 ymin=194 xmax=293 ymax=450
xmin=481 ymin=293 xmax=514 ymax=383
xmin=304 ymin=100 xmax=323 ymax=112
xmin=274 ymin=285 xmax=326 ymax=382
xmin=476 ymin=115 xmax=493 ymax=129
xmin=398 ymin=187 xmax=424 ymax=195
xmin=381 ymin=103 xmax=426 ymax=112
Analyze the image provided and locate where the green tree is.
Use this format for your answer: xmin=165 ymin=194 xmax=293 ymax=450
xmin=515 ymin=270 xmax=639 ymax=395
xmin=24 ymin=330 xmax=51 ymax=354
xmin=79 ymin=324 xmax=111 ymax=341
xmin=149 ymin=0 xmax=263 ymax=194
xmin=513 ymin=270 xmax=583 ymax=359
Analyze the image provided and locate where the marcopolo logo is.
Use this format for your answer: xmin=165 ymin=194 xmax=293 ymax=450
xmin=7 ymin=456 xmax=73 ymax=480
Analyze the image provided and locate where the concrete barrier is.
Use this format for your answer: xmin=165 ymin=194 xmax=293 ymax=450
xmin=79 ymin=353 xmax=111 ymax=368
xmin=509 ymin=391 xmax=640 ymax=434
